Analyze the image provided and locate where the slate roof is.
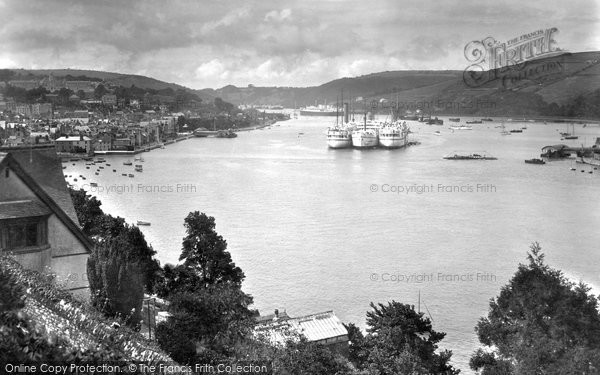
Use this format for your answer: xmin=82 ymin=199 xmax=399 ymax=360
xmin=0 ymin=145 xmax=92 ymax=251
xmin=0 ymin=200 xmax=51 ymax=220
xmin=1 ymin=146 xmax=80 ymax=225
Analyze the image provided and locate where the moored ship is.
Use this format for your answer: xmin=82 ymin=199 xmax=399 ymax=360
xmin=300 ymin=105 xmax=339 ymax=116
xmin=379 ymin=121 xmax=409 ymax=148
xmin=352 ymin=128 xmax=379 ymax=148
xmin=327 ymin=126 xmax=353 ymax=148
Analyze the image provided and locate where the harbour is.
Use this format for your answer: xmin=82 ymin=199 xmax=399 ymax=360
xmin=64 ymin=115 xmax=600 ymax=371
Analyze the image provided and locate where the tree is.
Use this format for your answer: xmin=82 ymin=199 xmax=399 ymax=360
xmin=70 ymin=188 xmax=104 ymax=237
xmin=70 ymin=188 xmax=160 ymax=292
xmin=87 ymin=234 xmax=145 ymax=327
xmin=156 ymin=284 xmax=256 ymax=364
xmin=273 ymin=339 xmax=355 ymax=375
xmin=94 ymin=84 xmax=108 ymax=99
xmin=214 ymin=97 xmax=234 ymax=114
xmin=179 ymin=212 xmax=244 ymax=287
xmin=349 ymin=301 xmax=459 ymax=374
xmin=470 ymin=243 xmax=600 ymax=375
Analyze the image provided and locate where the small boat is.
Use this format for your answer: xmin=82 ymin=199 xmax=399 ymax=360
xmin=73 ymin=178 xmax=78 ymax=181
xmin=216 ymin=129 xmax=238 ymax=138
xmin=450 ymin=125 xmax=472 ymax=130
xmin=434 ymin=130 xmax=441 ymax=136
xmin=449 ymin=118 xmax=460 ymax=122
xmin=564 ymin=135 xmax=578 ymax=140
xmin=135 ymin=165 xmax=143 ymax=172
xmin=90 ymin=182 xmax=98 ymax=187
xmin=122 ymin=173 xmax=127 ymax=176
xmin=95 ymin=172 xmax=99 ymax=175
xmin=466 ymin=120 xmax=483 ymax=124
xmin=443 ymin=152 xmax=497 ymax=160
xmin=99 ymin=166 xmax=104 ymax=169
xmin=123 ymin=161 xmax=133 ymax=166
xmin=510 ymin=129 xmax=523 ymax=133
xmin=481 ymin=118 xmax=493 ymax=121
xmin=86 ymin=166 xmax=90 ymax=169
xmin=525 ymin=158 xmax=546 ymax=164
xmin=113 ymin=169 xmax=117 ymax=172
xmin=128 ymin=174 xmax=134 ymax=177
xmin=106 ymin=163 xmax=111 ymax=166
xmin=137 ymin=221 xmax=151 ymax=226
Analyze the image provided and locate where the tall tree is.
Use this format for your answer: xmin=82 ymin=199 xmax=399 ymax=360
xmin=180 ymin=211 xmax=244 ymax=287
xmin=470 ymin=243 xmax=600 ymax=375
xmin=349 ymin=301 xmax=459 ymax=374
xmin=87 ymin=235 xmax=145 ymax=327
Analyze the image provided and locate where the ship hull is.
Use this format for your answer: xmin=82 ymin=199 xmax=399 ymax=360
xmin=300 ymin=110 xmax=338 ymax=116
xmin=352 ymin=132 xmax=379 ymax=148
xmin=379 ymin=136 xmax=407 ymax=148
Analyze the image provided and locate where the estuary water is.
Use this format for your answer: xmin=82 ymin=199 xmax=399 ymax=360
xmin=65 ymin=116 xmax=600 ymax=372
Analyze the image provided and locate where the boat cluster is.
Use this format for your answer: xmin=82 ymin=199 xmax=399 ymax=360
xmin=327 ymin=120 xmax=410 ymax=149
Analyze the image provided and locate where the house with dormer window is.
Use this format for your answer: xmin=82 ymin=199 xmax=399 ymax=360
xmin=0 ymin=145 xmax=92 ymax=296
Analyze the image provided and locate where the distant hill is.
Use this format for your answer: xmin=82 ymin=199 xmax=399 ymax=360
xmin=5 ymin=68 xmax=216 ymax=102
xmin=6 ymin=51 xmax=600 ymax=118
xmin=203 ymin=51 xmax=600 ymax=117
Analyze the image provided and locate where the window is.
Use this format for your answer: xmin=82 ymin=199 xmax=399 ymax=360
xmin=0 ymin=217 xmax=48 ymax=251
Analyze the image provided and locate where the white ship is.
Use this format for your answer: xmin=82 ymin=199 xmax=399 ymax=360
xmin=379 ymin=121 xmax=409 ymax=148
xmin=327 ymin=126 xmax=353 ymax=148
xmin=352 ymin=128 xmax=378 ymax=148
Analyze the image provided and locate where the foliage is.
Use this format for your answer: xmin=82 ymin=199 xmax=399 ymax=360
xmin=179 ymin=211 xmax=244 ymax=287
xmin=470 ymin=242 xmax=600 ymax=375
xmin=70 ymin=188 xmax=104 ymax=237
xmin=156 ymin=212 xmax=257 ymax=365
xmin=156 ymin=284 xmax=256 ymax=364
xmin=70 ymin=188 xmax=160 ymax=292
xmin=0 ymin=254 xmax=172 ymax=366
xmin=272 ymin=338 xmax=355 ymax=375
xmin=348 ymin=301 xmax=459 ymax=375
xmin=87 ymin=234 xmax=145 ymax=327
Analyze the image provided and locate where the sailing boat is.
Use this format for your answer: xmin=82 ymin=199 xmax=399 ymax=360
xmin=564 ymin=124 xmax=578 ymax=139
xmin=326 ymin=93 xmax=353 ymax=148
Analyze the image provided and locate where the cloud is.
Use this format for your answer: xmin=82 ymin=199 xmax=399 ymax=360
xmin=0 ymin=0 xmax=597 ymax=88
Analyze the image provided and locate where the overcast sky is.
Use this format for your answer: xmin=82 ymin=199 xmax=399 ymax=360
xmin=0 ymin=0 xmax=598 ymax=89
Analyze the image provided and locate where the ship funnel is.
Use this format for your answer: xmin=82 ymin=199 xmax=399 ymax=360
xmin=343 ymin=103 xmax=349 ymax=123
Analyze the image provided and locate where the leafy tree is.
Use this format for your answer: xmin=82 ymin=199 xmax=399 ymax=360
xmin=350 ymin=301 xmax=459 ymax=374
xmin=179 ymin=211 xmax=244 ymax=287
xmin=70 ymin=188 xmax=104 ymax=237
xmin=273 ymin=339 xmax=355 ymax=375
xmin=87 ymin=234 xmax=145 ymax=327
xmin=156 ymin=284 xmax=256 ymax=364
xmin=470 ymin=243 xmax=600 ymax=375
xmin=70 ymin=188 xmax=160 ymax=292
xmin=94 ymin=84 xmax=108 ymax=99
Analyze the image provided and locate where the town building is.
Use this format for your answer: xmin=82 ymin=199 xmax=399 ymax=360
xmin=0 ymin=145 xmax=92 ymax=296
xmin=55 ymin=135 xmax=92 ymax=155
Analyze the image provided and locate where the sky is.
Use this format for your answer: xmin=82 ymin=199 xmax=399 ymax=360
xmin=0 ymin=0 xmax=598 ymax=89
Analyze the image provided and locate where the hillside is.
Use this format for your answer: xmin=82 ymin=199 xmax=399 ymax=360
xmin=5 ymin=68 xmax=216 ymax=102
xmin=204 ymin=51 xmax=600 ymax=117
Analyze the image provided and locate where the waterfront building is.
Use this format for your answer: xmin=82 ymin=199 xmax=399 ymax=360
xmin=0 ymin=145 xmax=92 ymax=296
xmin=55 ymin=135 xmax=92 ymax=154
